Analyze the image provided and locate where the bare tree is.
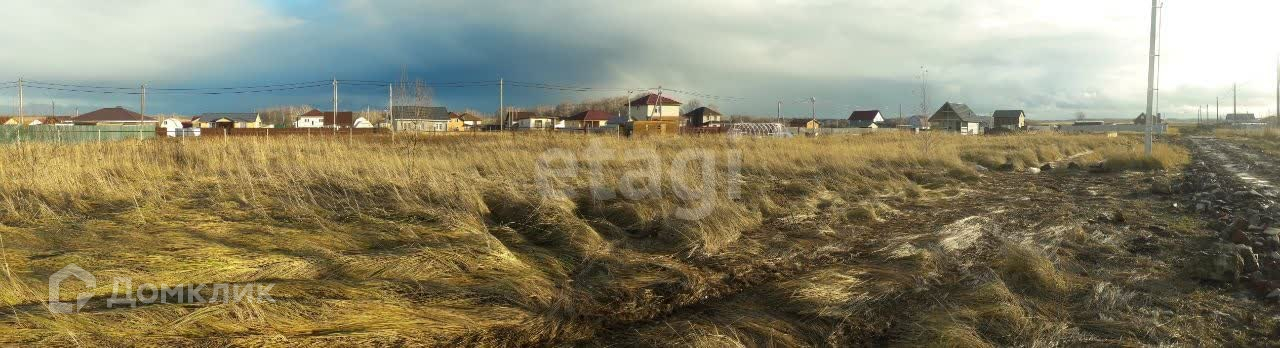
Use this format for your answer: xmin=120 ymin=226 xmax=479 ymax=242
xmin=393 ymin=68 xmax=434 ymax=119
xmin=1074 ymin=111 xmax=1087 ymax=121
xmin=359 ymin=107 xmax=385 ymax=126
xmin=553 ymin=101 xmax=575 ymax=118
xmin=258 ymin=105 xmax=314 ymax=128
xmin=682 ymin=99 xmax=704 ymax=114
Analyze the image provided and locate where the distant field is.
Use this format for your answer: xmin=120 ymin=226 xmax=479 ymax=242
xmin=0 ymin=133 xmax=1198 ymax=346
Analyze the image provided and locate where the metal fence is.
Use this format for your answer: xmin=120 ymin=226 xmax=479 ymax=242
xmin=0 ymin=125 xmax=157 ymax=144
xmin=1057 ymin=124 xmax=1169 ymax=134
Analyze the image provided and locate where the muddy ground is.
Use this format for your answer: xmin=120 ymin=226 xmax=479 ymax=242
xmin=577 ymin=146 xmax=1280 ymax=346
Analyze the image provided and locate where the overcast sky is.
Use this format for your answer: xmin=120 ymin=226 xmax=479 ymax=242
xmin=1 ymin=0 xmax=1277 ymax=119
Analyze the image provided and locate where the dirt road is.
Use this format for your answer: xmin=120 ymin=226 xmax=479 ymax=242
xmin=576 ymin=153 xmax=1280 ymax=346
xmin=1188 ymin=136 xmax=1280 ymax=198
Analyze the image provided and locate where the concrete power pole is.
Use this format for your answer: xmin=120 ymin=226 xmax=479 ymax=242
xmin=388 ymin=83 xmax=394 ymax=132
xmin=17 ymin=78 xmax=23 ymax=125
xmin=17 ymin=78 xmax=23 ymax=144
xmin=1142 ymin=0 xmax=1159 ymax=156
xmin=1234 ymin=83 xmax=1238 ymax=115
xmin=498 ymin=78 xmax=504 ymax=131
xmin=327 ymin=77 xmax=332 ymax=127
xmin=776 ymin=101 xmax=782 ymax=122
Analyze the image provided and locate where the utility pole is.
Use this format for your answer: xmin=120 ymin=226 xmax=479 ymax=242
xmin=1142 ymin=0 xmax=1158 ymax=156
xmin=809 ymin=97 xmax=816 ymax=120
xmin=17 ymin=78 xmax=23 ymax=144
xmin=51 ymin=101 xmax=55 ymax=118
xmin=17 ymin=78 xmax=24 ymax=125
xmin=498 ymin=78 xmax=504 ymax=131
xmin=140 ymin=84 xmax=147 ymax=139
xmin=1216 ymin=97 xmax=1220 ymax=123
xmin=327 ymin=77 xmax=332 ymax=129
xmin=656 ymin=86 xmax=664 ymax=121
xmin=776 ymin=101 xmax=782 ymax=122
xmin=1234 ymin=83 xmax=1238 ymax=115
xmin=388 ymin=83 xmax=395 ymax=132
xmin=1275 ymin=55 xmax=1279 ymax=126
xmin=626 ymin=90 xmax=633 ymax=122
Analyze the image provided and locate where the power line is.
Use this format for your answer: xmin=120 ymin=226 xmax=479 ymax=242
xmin=507 ymin=81 xmax=638 ymax=92
xmin=23 ymin=79 xmax=331 ymax=91
xmin=21 ymin=82 xmax=332 ymax=95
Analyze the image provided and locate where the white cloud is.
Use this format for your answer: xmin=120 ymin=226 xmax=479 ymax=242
xmin=0 ymin=0 xmax=301 ymax=81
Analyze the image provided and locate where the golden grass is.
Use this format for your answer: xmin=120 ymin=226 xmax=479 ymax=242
xmin=0 ymin=132 xmax=1162 ymax=345
xmin=1098 ymin=143 xmax=1189 ymax=171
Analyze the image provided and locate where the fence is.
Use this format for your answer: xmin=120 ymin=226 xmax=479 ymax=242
xmin=203 ymin=127 xmax=388 ymax=137
xmin=0 ymin=125 xmax=157 ymax=144
xmin=1057 ymin=124 xmax=1168 ymax=134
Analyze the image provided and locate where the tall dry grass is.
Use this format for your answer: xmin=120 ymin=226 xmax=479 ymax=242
xmin=0 ymin=132 xmax=1158 ymax=345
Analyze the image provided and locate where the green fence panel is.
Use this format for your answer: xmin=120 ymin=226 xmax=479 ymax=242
xmin=0 ymin=125 xmax=156 ymax=144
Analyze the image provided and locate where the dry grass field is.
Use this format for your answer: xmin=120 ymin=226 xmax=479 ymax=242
xmin=0 ymin=132 xmax=1219 ymax=346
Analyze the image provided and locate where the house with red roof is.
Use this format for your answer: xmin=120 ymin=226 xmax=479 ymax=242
xmin=627 ymin=93 xmax=682 ymax=122
xmin=295 ymin=109 xmax=362 ymax=129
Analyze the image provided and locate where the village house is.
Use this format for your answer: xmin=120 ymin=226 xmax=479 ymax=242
xmin=71 ymin=107 xmax=158 ymax=126
xmin=928 ymin=102 xmax=988 ymax=135
xmin=684 ymin=107 xmax=724 ymax=127
xmin=848 ymin=110 xmax=885 ymax=128
xmin=455 ymin=112 xmax=484 ymax=129
xmin=563 ymin=110 xmax=612 ymax=129
xmin=629 ymin=93 xmax=682 ymax=122
xmin=294 ymin=109 xmax=358 ymax=129
xmin=194 ymin=113 xmax=270 ymax=129
xmin=992 ymin=110 xmax=1026 ymax=130
xmin=392 ymin=106 xmax=454 ymax=131
xmin=508 ymin=111 xmax=564 ymax=130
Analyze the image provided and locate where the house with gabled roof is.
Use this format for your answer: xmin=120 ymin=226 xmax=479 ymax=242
xmin=455 ymin=112 xmax=484 ymax=128
xmin=564 ymin=110 xmax=613 ymax=129
xmin=684 ymin=107 xmax=724 ymax=127
xmin=992 ymin=110 xmax=1026 ymax=130
xmin=628 ymin=93 xmax=682 ymax=122
xmin=391 ymin=106 xmax=459 ymax=131
xmin=928 ymin=102 xmax=988 ymax=134
xmin=294 ymin=109 xmax=356 ymax=129
xmin=848 ymin=110 xmax=885 ymax=128
xmin=71 ymin=107 xmax=157 ymax=125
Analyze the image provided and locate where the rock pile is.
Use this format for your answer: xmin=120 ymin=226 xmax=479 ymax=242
xmin=1165 ymin=159 xmax=1280 ymax=301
